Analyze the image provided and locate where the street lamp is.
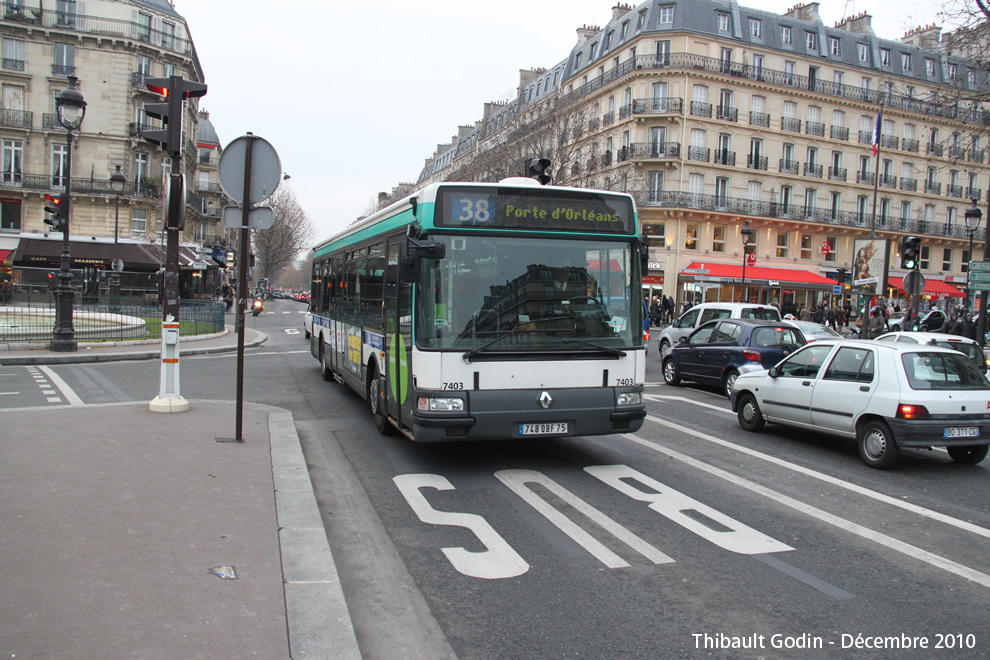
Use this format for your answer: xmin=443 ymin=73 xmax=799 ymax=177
xmin=965 ymin=198 xmax=982 ymax=312
xmin=109 ymin=164 xmax=126 ymax=307
xmin=740 ymin=219 xmax=753 ymax=303
xmin=50 ymin=75 xmax=87 ymax=352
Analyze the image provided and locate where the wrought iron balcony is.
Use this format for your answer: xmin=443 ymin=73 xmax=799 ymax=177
xmin=714 ymin=150 xmax=735 ymax=166
xmin=747 ymin=155 xmax=768 ymax=170
xmin=617 ymin=146 xmax=630 ymax=163
xmin=128 ymin=121 xmax=152 ymax=137
xmin=903 ymin=138 xmax=920 ymax=153
xmin=859 ymin=131 xmax=872 ymax=144
xmin=619 ymin=104 xmax=632 ymax=120
xmin=42 ymin=113 xmax=67 ymax=131
xmin=806 ymin=121 xmax=825 ymax=137
xmin=901 ymin=178 xmax=917 ymax=191
xmin=966 ymin=188 xmax=982 ymax=201
xmin=716 ymin=105 xmax=738 ymax=122
xmin=828 ymin=167 xmax=847 ymax=181
xmin=602 ymin=111 xmax=615 ymax=126
xmin=804 ymin=163 xmax=823 ymax=177
xmin=687 ymin=147 xmax=710 ymax=162
xmin=830 ymin=126 xmax=849 ymax=140
xmin=781 ymin=117 xmax=801 ymax=132
xmin=925 ymin=181 xmax=942 ymax=194
xmin=927 ymin=143 xmax=944 ymax=156
xmin=588 ymin=117 xmax=600 ymax=132
xmin=879 ymin=174 xmax=897 ymax=189
xmin=690 ymin=102 xmax=712 ymax=118
xmin=630 ymin=142 xmax=681 ymax=159
xmin=749 ymin=111 xmax=769 ymax=127
xmin=948 ymin=184 xmax=964 ymax=198
xmin=0 ymin=171 xmax=151 ymax=197
xmin=572 ymin=124 xmax=584 ymax=140
xmin=949 ymin=146 xmax=965 ymax=160
xmin=195 ymin=181 xmax=224 ymax=194
xmin=2 ymin=58 xmax=24 ymax=71
xmin=632 ymin=97 xmax=684 ymax=115
xmin=881 ymin=135 xmax=899 ymax=149
xmin=857 ymin=171 xmax=875 ymax=185
xmin=50 ymin=64 xmax=75 ymax=77
xmin=779 ymin=159 xmax=799 ymax=174
xmin=969 ymin=149 xmax=984 ymax=163
xmin=0 ymin=108 xmax=31 ymax=128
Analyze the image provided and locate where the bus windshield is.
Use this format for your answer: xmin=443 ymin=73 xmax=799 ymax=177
xmin=417 ymin=235 xmax=639 ymax=351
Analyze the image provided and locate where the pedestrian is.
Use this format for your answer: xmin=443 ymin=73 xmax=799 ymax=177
xmin=798 ymin=304 xmax=811 ymax=321
xmin=960 ymin=313 xmax=977 ymax=340
xmin=650 ymin=296 xmax=661 ymax=327
xmin=0 ymin=278 xmax=9 ymax=305
xmin=222 ymin=283 xmax=233 ymax=313
xmin=825 ymin=305 xmax=837 ymax=330
xmin=661 ymin=295 xmax=672 ymax=324
xmin=865 ymin=306 xmax=886 ymax=339
xmin=812 ymin=304 xmax=824 ymax=324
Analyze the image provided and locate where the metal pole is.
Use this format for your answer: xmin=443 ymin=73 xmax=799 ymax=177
xmin=741 ymin=254 xmax=747 ymax=303
xmin=109 ymin=190 xmax=120 ymax=309
xmin=969 ymin=227 xmax=975 ymax=311
xmin=50 ymin=129 xmax=76 ymax=352
xmin=977 ymin=198 xmax=990 ymax=348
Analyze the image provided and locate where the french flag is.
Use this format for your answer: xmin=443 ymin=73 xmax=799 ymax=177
xmin=871 ymin=106 xmax=883 ymax=157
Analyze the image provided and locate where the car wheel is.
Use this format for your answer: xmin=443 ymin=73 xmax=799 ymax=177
xmin=320 ymin=343 xmax=333 ymax=382
xmin=659 ymin=339 xmax=671 ymax=360
xmin=662 ymin=358 xmax=681 ymax=385
xmin=947 ymin=445 xmax=989 ymax=465
xmin=737 ymin=393 xmax=765 ymax=432
xmin=368 ymin=366 xmax=392 ymax=435
xmin=304 ymin=328 xmax=311 ymax=339
xmin=723 ymin=370 xmax=739 ymax=398
xmin=858 ymin=419 xmax=900 ymax=469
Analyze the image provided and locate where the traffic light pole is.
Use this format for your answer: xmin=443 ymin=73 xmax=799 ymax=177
xmin=50 ymin=132 xmax=76 ymax=352
xmin=977 ymin=201 xmax=990 ymax=348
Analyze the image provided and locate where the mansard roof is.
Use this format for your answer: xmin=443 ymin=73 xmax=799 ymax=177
xmin=132 ymin=0 xmax=183 ymax=19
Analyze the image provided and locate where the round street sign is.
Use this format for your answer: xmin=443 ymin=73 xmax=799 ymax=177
xmin=218 ymin=134 xmax=281 ymax=205
xmin=903 ymin=270 xmax=925 ymax=296
xmin=112 ymin=258 xmax=124 ymax=272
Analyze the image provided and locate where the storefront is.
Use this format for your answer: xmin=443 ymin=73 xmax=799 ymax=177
xmin=677 ymin=261 xmax=840 ymax=308
xmin=887 ymin=275 xmax=965 ymax=312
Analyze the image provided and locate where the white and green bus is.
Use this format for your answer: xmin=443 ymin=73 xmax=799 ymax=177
xmin=310 ymin=178 xmax=647 ymax=441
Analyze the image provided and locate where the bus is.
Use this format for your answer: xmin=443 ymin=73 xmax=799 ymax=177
xmin=309 ymin=178 xmax=647 ymax=442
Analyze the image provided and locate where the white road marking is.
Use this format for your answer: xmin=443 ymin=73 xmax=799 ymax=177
xmin=37 ymin=365 xmax=83 ymax=406
xmin=624 ymin=427 xmax=990 ymax=589
xmin=0 ymin=391 xmax=20 ymax=395
xmin=645 ymin=393 xmax=735 ymax=415
xmin=46 ymin=397 xmax=62 ymax=403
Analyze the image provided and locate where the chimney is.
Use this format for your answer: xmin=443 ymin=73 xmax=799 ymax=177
xmin=198 ymin=110 xmax=210 ymax=120
xmin=575 ymin=24 xmax=601 ymax=47
xmin=834 ymin=11 xmax=873 ymax=35
xmin=611 ymin=3 xmax=634 ymax=23
xmin=901 ymin=23 xmax=942 ymax=49
xmin=782 ymin=2 xmax=820 ymax=22
xmin=518 ymin=68 xmax=542 ymax=94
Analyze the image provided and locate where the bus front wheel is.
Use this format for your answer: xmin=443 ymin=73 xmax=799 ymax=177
xmin=320 ymin=343 xmax=333 ymax=381
xmin=369 ymin=366 xmax=392 ymax=435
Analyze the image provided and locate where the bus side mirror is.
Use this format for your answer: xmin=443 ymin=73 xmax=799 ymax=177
xmin=400 ymin=236 xmax=446 ymax=282
xmin=639 ymin=238 xmax=649 ymax=275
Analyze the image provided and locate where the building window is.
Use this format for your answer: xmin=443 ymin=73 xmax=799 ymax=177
xmin=775 ymin=231 xmax=789 ymax=258
xmin=137 ymin=12 xmax=152 ymax=41
xmin=920 ymin=246 xmax=930 ymax=270
xmin=806 ymin=31 xmax=817 ymax=50
xmin=800 ymin=233 xmax=813 ymax=260
xmin=969 ymin=71 xmax=978 ymax=88
xmin=2 ymin=38 xmax=25 ymax=71
xmin=2 ymin=138 xmax=23 ymax=186
xmin=648 ymin=171 xmax=664 ymax=200
xmin=685 ymin=222 xmax=699 ymax=250
xmin=829 ymin=37 xmax=840 ymax=56
xmin=134 ymin=153 xmax=149 ymax=190
xmin=750 ymin=18 xmax=762 ymax=38
xmin=943 ymin=248 xmax=953 ymax=272
xmin=858 ymin=43 xmax=869 ymax=62
xmin=880 ymin=49 xmax=891 ymax=67
xmin=780 ymin=26 xmax=792 ymax=45
xmin=901 ymin=52 xmax=911 ymax=71
xmin=162 ymin=62 xmax=175 ymax=78
xmin=717 ymin=12 xmax=730 ymax=31
xmin=926 ymin=59 xmax=936 ymax=77
xmin=825 ymin=236 xmax=837 ymax=262
xmin=161 ymin=21 xmax=175 ymax=50
xmin=53 ymin=43 xmax=74 ymax=77
xmin=620 ymin=21 xmax=629 ymax=41
xmin=659 ymin=6 xmax=673 ymax=23
xmin=645 ymin=221 xmax=665 ymax=247
xmin=829 ymin=191 xmax=841 ymax=219
xmin=948 ymin=63 xmax=958 ymax=79
xmin=900 ymin=201 xmax=911 ymax=222
xmin=713 ymin=225 xmax=726 ymax=253
xmin=1 ymin=198 xmax=21 ymax=231
xmin=131 ymin=208 xmax=147 ymax=236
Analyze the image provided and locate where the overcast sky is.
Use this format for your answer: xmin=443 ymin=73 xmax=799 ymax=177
xmin=175 ymin=0 xmax=941 ymax=243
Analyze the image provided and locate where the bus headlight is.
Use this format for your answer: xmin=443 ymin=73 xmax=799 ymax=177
xmin=418 ymin=397 xmax=465 ymax=412
xmin=617 ymin=392 xmax=641 ymax=406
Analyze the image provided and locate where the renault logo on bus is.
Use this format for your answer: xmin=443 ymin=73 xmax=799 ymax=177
xmin=539 ymin=391 xmax=554 ymax=409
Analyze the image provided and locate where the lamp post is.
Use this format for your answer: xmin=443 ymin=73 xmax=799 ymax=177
xmin=964 ymin=198 xmax=982 ymax=313
xmin=108 ymin=164 xmax=126 ymax=308
xmin=740 ymin=219 xmax=752 ymax=303
xmin=50 ymin=75 xmax=86 ymax=352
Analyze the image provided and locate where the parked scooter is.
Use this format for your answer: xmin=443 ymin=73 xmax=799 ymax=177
xmin=251 ymin=298 xmax=264 ymax=316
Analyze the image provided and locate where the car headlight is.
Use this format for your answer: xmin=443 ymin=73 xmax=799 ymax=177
xmin=617 ymin=392 xmax=641 ymax=406
xmin=417 ymin=397 xmax=464 ymax=412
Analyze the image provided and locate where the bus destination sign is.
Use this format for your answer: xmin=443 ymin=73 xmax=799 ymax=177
xmin=436 ymin=186 xmax=635 ymax=234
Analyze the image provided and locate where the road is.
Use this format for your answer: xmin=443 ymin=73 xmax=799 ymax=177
xmin=4 ymin=300 xmax=988 ymax=659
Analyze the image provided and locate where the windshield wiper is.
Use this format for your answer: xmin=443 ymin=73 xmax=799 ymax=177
xmin=561 ymin=338 xmax=627 ymax=357
xmin=462 ymin=323 xmax=520 ymax=362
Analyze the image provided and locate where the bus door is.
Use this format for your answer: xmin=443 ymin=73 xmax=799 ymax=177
xmin=383 ymin=243 xmax=410 ymax=429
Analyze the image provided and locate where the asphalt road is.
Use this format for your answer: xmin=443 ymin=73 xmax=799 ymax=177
xmin=7 ymin=300 xmax=990 ymax=659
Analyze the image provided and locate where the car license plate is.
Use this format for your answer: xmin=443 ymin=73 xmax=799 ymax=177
xmin=519 ymin=422 xmax=568 ymax=436
xmin=944 ymin=427 xmax=980 ymax=438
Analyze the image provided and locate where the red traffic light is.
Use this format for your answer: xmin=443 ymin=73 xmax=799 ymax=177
xmin=146 ymin=79 xmax=169 ymax=97
xmin=44 ymin=193 xmax=61 ymax=206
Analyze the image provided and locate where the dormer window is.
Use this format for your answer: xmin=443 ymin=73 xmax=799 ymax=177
xmin=601 ymin=31 xmax=613 ymax=52
xmin=750 ymin=18 xmax=762 ymax=38
xmin=829 ymin=37 xmax=840 ymax=55
xmin=620 ymin=20 xmax=629 ymax=40
xmin=880 ymin=49 xmax=891 ymax=67
xmin=780 ymin=25 xmax=792 ymax=44
xmin=948 ymin=63 xmax=958 ymax=79
xmin=926 ymin=59 xmax=936 ymax=77
xmin=857 ymin=43 xmax=869 ymax=62
xmin=717 ymin=12 xmax=730 ymax=31
xmin=806 ymin=31 xmax=817 ymax=50
xmin=636 ymin=10 xmax=646 ymax=31
xmin=659 ymin=6 xmax=673 ymax=23
xmin=901 ymin=52 xmax=911 ymax=71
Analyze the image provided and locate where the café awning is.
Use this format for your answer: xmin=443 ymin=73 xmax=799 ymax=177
xmin=679 ymin=261 xmax=838 ymax=289
xmin=888 ymin=276 xmax=965 ymax=298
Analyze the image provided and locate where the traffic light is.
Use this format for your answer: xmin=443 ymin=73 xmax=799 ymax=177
xmin=900 ymin=235 xmax=921 ymax=270
xmin=525 ymin=158 xmax=552 ymax=185
xmin=43 ymin=192 xmax=66 ymax=232
xmin=47 ymin=271 xmax=57 ymax=291
xmin=142 ymin=76 xmax=208 ymax=156
xmin=837 ymin=267 xmax=846 ymax=285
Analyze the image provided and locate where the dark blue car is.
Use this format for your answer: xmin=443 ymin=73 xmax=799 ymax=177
xmin=662 ymin=318 xmax=806 ymax=397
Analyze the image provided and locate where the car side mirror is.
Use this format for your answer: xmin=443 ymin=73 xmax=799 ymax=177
xmin=768 ymin=366 xmax=779 ymax=378
xmin=672 ymin=319 xmax=681 ymax=328
xmin=678 ymin=336 xmax=689 ymax=344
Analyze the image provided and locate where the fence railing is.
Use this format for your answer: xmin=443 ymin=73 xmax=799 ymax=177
xmin=0 ymin=295 xmax=224 ymax=343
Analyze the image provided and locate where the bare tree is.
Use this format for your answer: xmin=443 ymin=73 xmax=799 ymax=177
xmin=252 ymin=185 xmax=315 ymax=281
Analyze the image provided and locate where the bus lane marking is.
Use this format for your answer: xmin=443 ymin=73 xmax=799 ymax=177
xmin=623 ymin=429 xmax=990 ymax=589
xmin=495 ymin=469 xmax=673 ymax=568
xmin=38 ymin=365 xmax=83 ymax=406
xmin=393 ymin=473 xmax=529 ymax=580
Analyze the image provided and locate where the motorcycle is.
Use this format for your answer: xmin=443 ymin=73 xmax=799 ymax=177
xmin=251 ymin=298 xmax=264 ymax=316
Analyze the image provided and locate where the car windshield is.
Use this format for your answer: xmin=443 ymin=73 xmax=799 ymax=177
xmin=931 ymin=340 xmax=982 ymax=364
xmin=751 ymin=326 xmax=803 ymax=349
xmin=901 ymin=352 xmax=990 ymax=390
xmin=417 ymin=235 xmax=637 ymax=351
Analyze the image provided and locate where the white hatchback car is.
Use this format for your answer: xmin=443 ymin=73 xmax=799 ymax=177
xmin=729 ymin=340 xmax=990 ymax=469
xmin=875 ymin=332 xmax=988 ymax=376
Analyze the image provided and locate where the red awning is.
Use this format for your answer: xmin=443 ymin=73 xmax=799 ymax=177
xmin=680 ymin=261 xmax=838 ymax=288
xmin=888 ymin=276 xmax=965 ymax=298
xmin=0 ymin=249 xmax=12 ymax=263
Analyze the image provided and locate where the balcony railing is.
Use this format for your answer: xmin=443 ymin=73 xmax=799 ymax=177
xmin=602 ymin=111 xmax=615 ymax=126
xmin=969 ymin=149 xmax=985 ymax=163
xmin=828 ymin=167 xmax=847 ymax=181
xmin=632 ymin=97 xmax=684 ymax=115
xmin=619 ymin=104 xmax=632 ymax=120
xmin=966 ymin=188 xmax=983 ymax=201
xmin=749 ymin=111 xmax=769 ymax=127
xmin=50 ymin=64 xmax=75 ymax=77
xmin=949 ymin=146 xmax=965 ymax=160
xmin=716 ymin=105 xmax=738 ymax=122
xmin=747 ymin=155 xmax=768 ymax=170
xmin=948 ymin=184 xmax=964 ymax=197
xmin=901 ymin=178 xmax=917 ymax=191
xmin=925 ymin=181 xmax=942 ymax=194
xmin=714 ymin=150 xmax=736 ymax=166
xmin=881 ymin=135 xmax=899 ymax=149
xmin=859 ymin=131 xmax=872 ymax=144
xmin=879 ymin=174 xmax=897 ymax=189
xmin=2 ymin=57 xmax=24 ymax=71
xmin=630 ymin=142 xmax=681 ymax=159
xmin=195 ymin=181 xmax=224 ymax=194
xmin=831 ymin=126 xmax=849 ymax=140
xmin=903 ymin=138 xmax=920 ymax=153
xmin=857 ymin=172 xmax=875 ymax=185
xmin=0 ymin=108 xmax=31 ymax=128
xmin=781 ymin=117 xmax=801 ymax=132
xmin=779 ymin=159 xmax=799 ymax=174
xmin=0 ymin=171 xmax=156 ymax=198
xmin=806 ymin=121 xmax=825 ymax=137
xmin=687 ymin=146 xmax=710 ymax=162
xmin=804 ymin=163 xmax=823 ymax=177
xmin=634 ymin=189 xmax=985 ymax=241
xmin=42 ymin=113 xmax=67 ymax=131
xmin=690 ymin=101 xmax=712 ymax=118
xmin=927 ymin=143 xmax=944 ymax=156
xmin=588 ymin=117 xmax=600 ymax=132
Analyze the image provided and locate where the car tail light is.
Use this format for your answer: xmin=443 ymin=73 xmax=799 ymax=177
xmin=644 ymin=328 xmax=650 ymax=343
xmin=896 ymin=404 xmax=931 ymax=420
xmin=742 ymin=349 xmax=762 ymax=362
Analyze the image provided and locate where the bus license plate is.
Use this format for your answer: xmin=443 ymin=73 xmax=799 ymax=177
xmin=520 ymin=423 xmax=568 ymax=436
xmin=945 ymin=427 xmax=980 ymax=438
